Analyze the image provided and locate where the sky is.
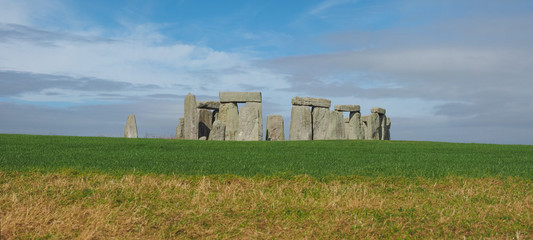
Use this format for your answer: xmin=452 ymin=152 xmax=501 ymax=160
xmin=1 ymin=0 xmax=532 ymax=144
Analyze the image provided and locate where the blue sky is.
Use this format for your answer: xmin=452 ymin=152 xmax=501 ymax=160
xmin=1 ymin=0 xmax=533 ymax=144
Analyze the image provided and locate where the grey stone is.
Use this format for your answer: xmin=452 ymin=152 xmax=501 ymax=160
xmin=198 ymin=109 xmax=213 ymax=140
xmin=362 ymin=113 xmax=383 ymax=140
xmin=196 ymin=101 xmax=220 ymax=110
xmin=289 ymin=105 xmax=312 ymax=140
xmin=213 ymin=110 xmax=219 ymax=122
xmin=219 ymin=102 xmax=239 ymax=140
xmin=371 ymin=107 xmax=386 ymax=115
xmin=219 ymin=92 xmax=262 ymax=103
xmin=312 ymin=107 xmax=329 ymax=140
xmin=209 ymin=120 xmax=225 ymax=141
xmin=176 ymin=117 xmax=185 ymax=139
xmin=266 ymin=115 xmax=284 ymax=141
xmin=344 ymin=117 xmax=350 ymax=140
xmin=124 ymin=114 xmax=138 ymax=138
xmin=246 ymin=102 xmax=263 ymax=140
xmin=184 ymin=93 xmax=198 ymax=139
xmin=327 ymin=110 xmax=345 ymax=140
xmin=382 ymin=117 xmax=391 ymax=140
xmin=348 ymin=112 xmax=364 ymax=140
xmin=334 ymin=105 xmax=360 ymax=112
xmin=291 ymin=96 xmax=331 ymax=108
xmin=237 ymin=106 xmax=260 ymax=141
xmin=199 ymin=136 xmax=207 ymax=140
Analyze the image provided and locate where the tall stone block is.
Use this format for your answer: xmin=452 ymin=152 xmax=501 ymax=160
xmin=348 ymin=112 xmax=364 ymax=140
xmin=209 ymin=120 xmax=225 ymax=141
xmin=176 ymin=117 xmax=184 ymax=139
xmin=237 ymin=106 xmax=260 ymax=141
xmin=312 ymin=107 xmax=329 ymax=140
xmin=246 ymin=102 xmax=263 ymax=140
xmin=363 ymin=113 xmax=382 ymax=140
xmin=266 ymin=115 xmax=284 ymax=141
xmin=184 ymin=93 xmax=198 ymax=139
xmin=289 ymin=105 xmax=312 ymax=140
xmin=327 ymin=111 xmax=345 ymax=140
xmin=219 ymin=102 xmax=239 ymax=140
xmin=382 ymin=117 xmax=391 ymax=140
xmin=124 ymin=114 xmax=138 ymax=138
xmin=198 ymin=109 xmax=213 ymax=140
xmin=344 ymin=117 xmax=350 ymax=140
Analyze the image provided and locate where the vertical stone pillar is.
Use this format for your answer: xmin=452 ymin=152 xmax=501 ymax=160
xmin=349 ymin=112 xmax=364 ymax=140
xmin=312 ymin=107 xmax=329 ymax=140
xmin=176 ymin=117 xmax=184 ymax=139
xmin=184 ymin=93 xmax=198 ymax=139
xmin=245 ymin=102 xmax=263 ymax=140
xmin=344 ymin=117 xmax=350 ymax=139
xmin=237 ymin=106 xmax=260 ymax=141
xmin=266 ymin=115 xmax=284 ymax=141
xmin=289 ymin=105 xmax=312 ymax=140
xmin=383 ymin=117 xmax=391 ymax=140
xmin=327 ymin=110 xmax=345 ymax=140
xmin=219 ymin=103 xmax=239 ymax=140
xmin=209 ymin=120 xmax=226 ymax=141
xmin=364 ymin=108 xmax=386 ymax=140
xmin=198 ymin=109 xmax=213 ymax=140
xmin=124 ymin=114 xmax=138 ymax=138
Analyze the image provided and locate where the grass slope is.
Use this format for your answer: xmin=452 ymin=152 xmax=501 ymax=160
xmin=1 ymin=134 xmax=532 ymax=178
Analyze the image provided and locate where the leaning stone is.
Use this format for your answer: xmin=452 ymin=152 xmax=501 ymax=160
xmin=219 ymin=92 xmax=262 ymax=103
xmin=289 ymin=105 xmax=312 ymax=140
xmin=219 ymin=102 xmax=239 ymax=140
xmin=176 ymin=117 xmax=185 ymax=139
xmin=184 ymin=93 xmax=198 ymax=139
xmin=327 ymin=110 xmax=345 ymax=140
xmin=363 ymin=113 xmax=382 ymax=140
xmin=198 ymin=109 xmax=213 ymax=139
xmin=348 ymin=112 xmax=364 ymax=140
xmin=371 ymin=107 xmax=386 ymax=115
xmin=291 ymin=96 xmax=331 ymax=108
xmin=246 ymin=102 xmax=263 ymax=140
xmin=334 ymin=105 xmax=360 ymax=112
xmin=209 ymin=120 xmax=225 ymax=141
xmin=312 ymin=107 xmax=329 ymax=140
xmin=237 ymin=106 xmax=260 ymax=141
xmin=124 ymin=114 xmax=138 ymax=138
xmin=266 ymin=115 xmax=284 ymax=141
xmin=196 ymin=101 xmax=220 ymax=110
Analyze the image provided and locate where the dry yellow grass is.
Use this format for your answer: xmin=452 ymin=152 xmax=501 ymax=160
xmin=1 ymin=171 xmax=532 ymax=239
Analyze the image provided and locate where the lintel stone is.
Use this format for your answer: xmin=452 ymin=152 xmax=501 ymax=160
xmin=371 ymin=107 xmax=386 ymax=115
xmin=334 ymin=105 xmax=360 ymax=112
xmin=291 ymin=96 xmax=331 ymax=108
xmin=219 ymin=92 xmax=262 ymax=103
xmin=196 ymin=101 xmax=220 ymax=110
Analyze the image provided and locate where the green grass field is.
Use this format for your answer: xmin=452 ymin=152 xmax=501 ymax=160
xmin=1 ymin=134 xmax=532 ymax=239
xmin=1 ymin=134 xmax=532 ymax=178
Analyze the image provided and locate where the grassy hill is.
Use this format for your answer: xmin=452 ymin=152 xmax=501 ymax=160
xmin=1 ymin=134 xmax=532 ymax=178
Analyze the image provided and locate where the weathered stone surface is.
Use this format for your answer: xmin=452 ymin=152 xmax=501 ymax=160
xmin=199 ymin=136 xmax=207 ymax=140
xmin=371 ymin=107 xmax=386 ymax=115
xmin=184 ymin=93 xmax=198 ymax=139
xmin=312 ymin=107 xmax=329 ymax=140
xmin=219 ymin=92 xmax=262 ymax=103
xmin=266 ymin=115 xmax=284 ymax=141
xmin=219 ymin=102 xmax=239 ymax=140
xmin=327 ymin=110 xmax=345 ymax=140
xmin=344 ymin=117 xmax=350 ymax=140
xmin=382 ymin=117 xmax=391 ymax=140
xmin=348 ymin=112 xmax=364 ymax=140
xmin=362 ymin=113 xmax=383 ymax=140
xmin=237 ymin=106 xmax=260 ymax=141
xmin=198 ymin=109 xmax=213 ymax=139
xmin=289 ymin=105 xmax=312 ymax=140
xmin=213 ymin=110 xmax=219 ymax=122
xmin=209 ymin=120 xmax=225 ymax=141
xmin=176 ymin=117 xmax=184 ymax=139
xmin=246 ymin=102 xmax=263 ymax=140
xmin=196 ymin=101 xmax=220 ymax=110
xmin=291 ymin=96 xmax=331 ymax=108
xmin=124 ymin=114 xmax=138 ymax=138
xmin=334 ymin=105 xmax=360 ymax=112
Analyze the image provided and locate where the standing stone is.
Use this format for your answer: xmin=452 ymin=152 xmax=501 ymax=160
xmin=124 ymin=114 xmax=138 ymax=138
xmin=237 ymin=106 xmax=260 ymax=141
xmin=348 ymin=112 xmax=364 ymax=140
xmin=289 ymin=105 xmax=312 ymax=140
xmin=176 ymin=117 xmax=185 ymax=139
xmin=219 ymin=102 xmax=239 ymax=140
xmin=209 ymin=120 xmax=225 ymax=141
xmin=312 ymin=107 xmax=329 ymax=140
xmin=363 ymin=113 xmax=382 ymax=140
xmin=184 ymin=93 xmax=198 ymax=139
xmin=246 ymin=102 xmax=263 ymax=140
xmin=212 ymin=110 xmax=219 ymax=122
xmin=383 ymin=117 xmax=391 ymax=140
xmin=198 ymin=109 xmax=213 ymax=140
xmin=266 ymin=115 xmax=284 ymax=141
xmin=344 ymin=117 xmax=350 ymax=140
xmin=327 ymin=111 xmax=345 ymax=140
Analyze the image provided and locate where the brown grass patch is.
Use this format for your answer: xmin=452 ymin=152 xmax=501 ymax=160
xmin=1 ymin=171 xmax=531 ymax=239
